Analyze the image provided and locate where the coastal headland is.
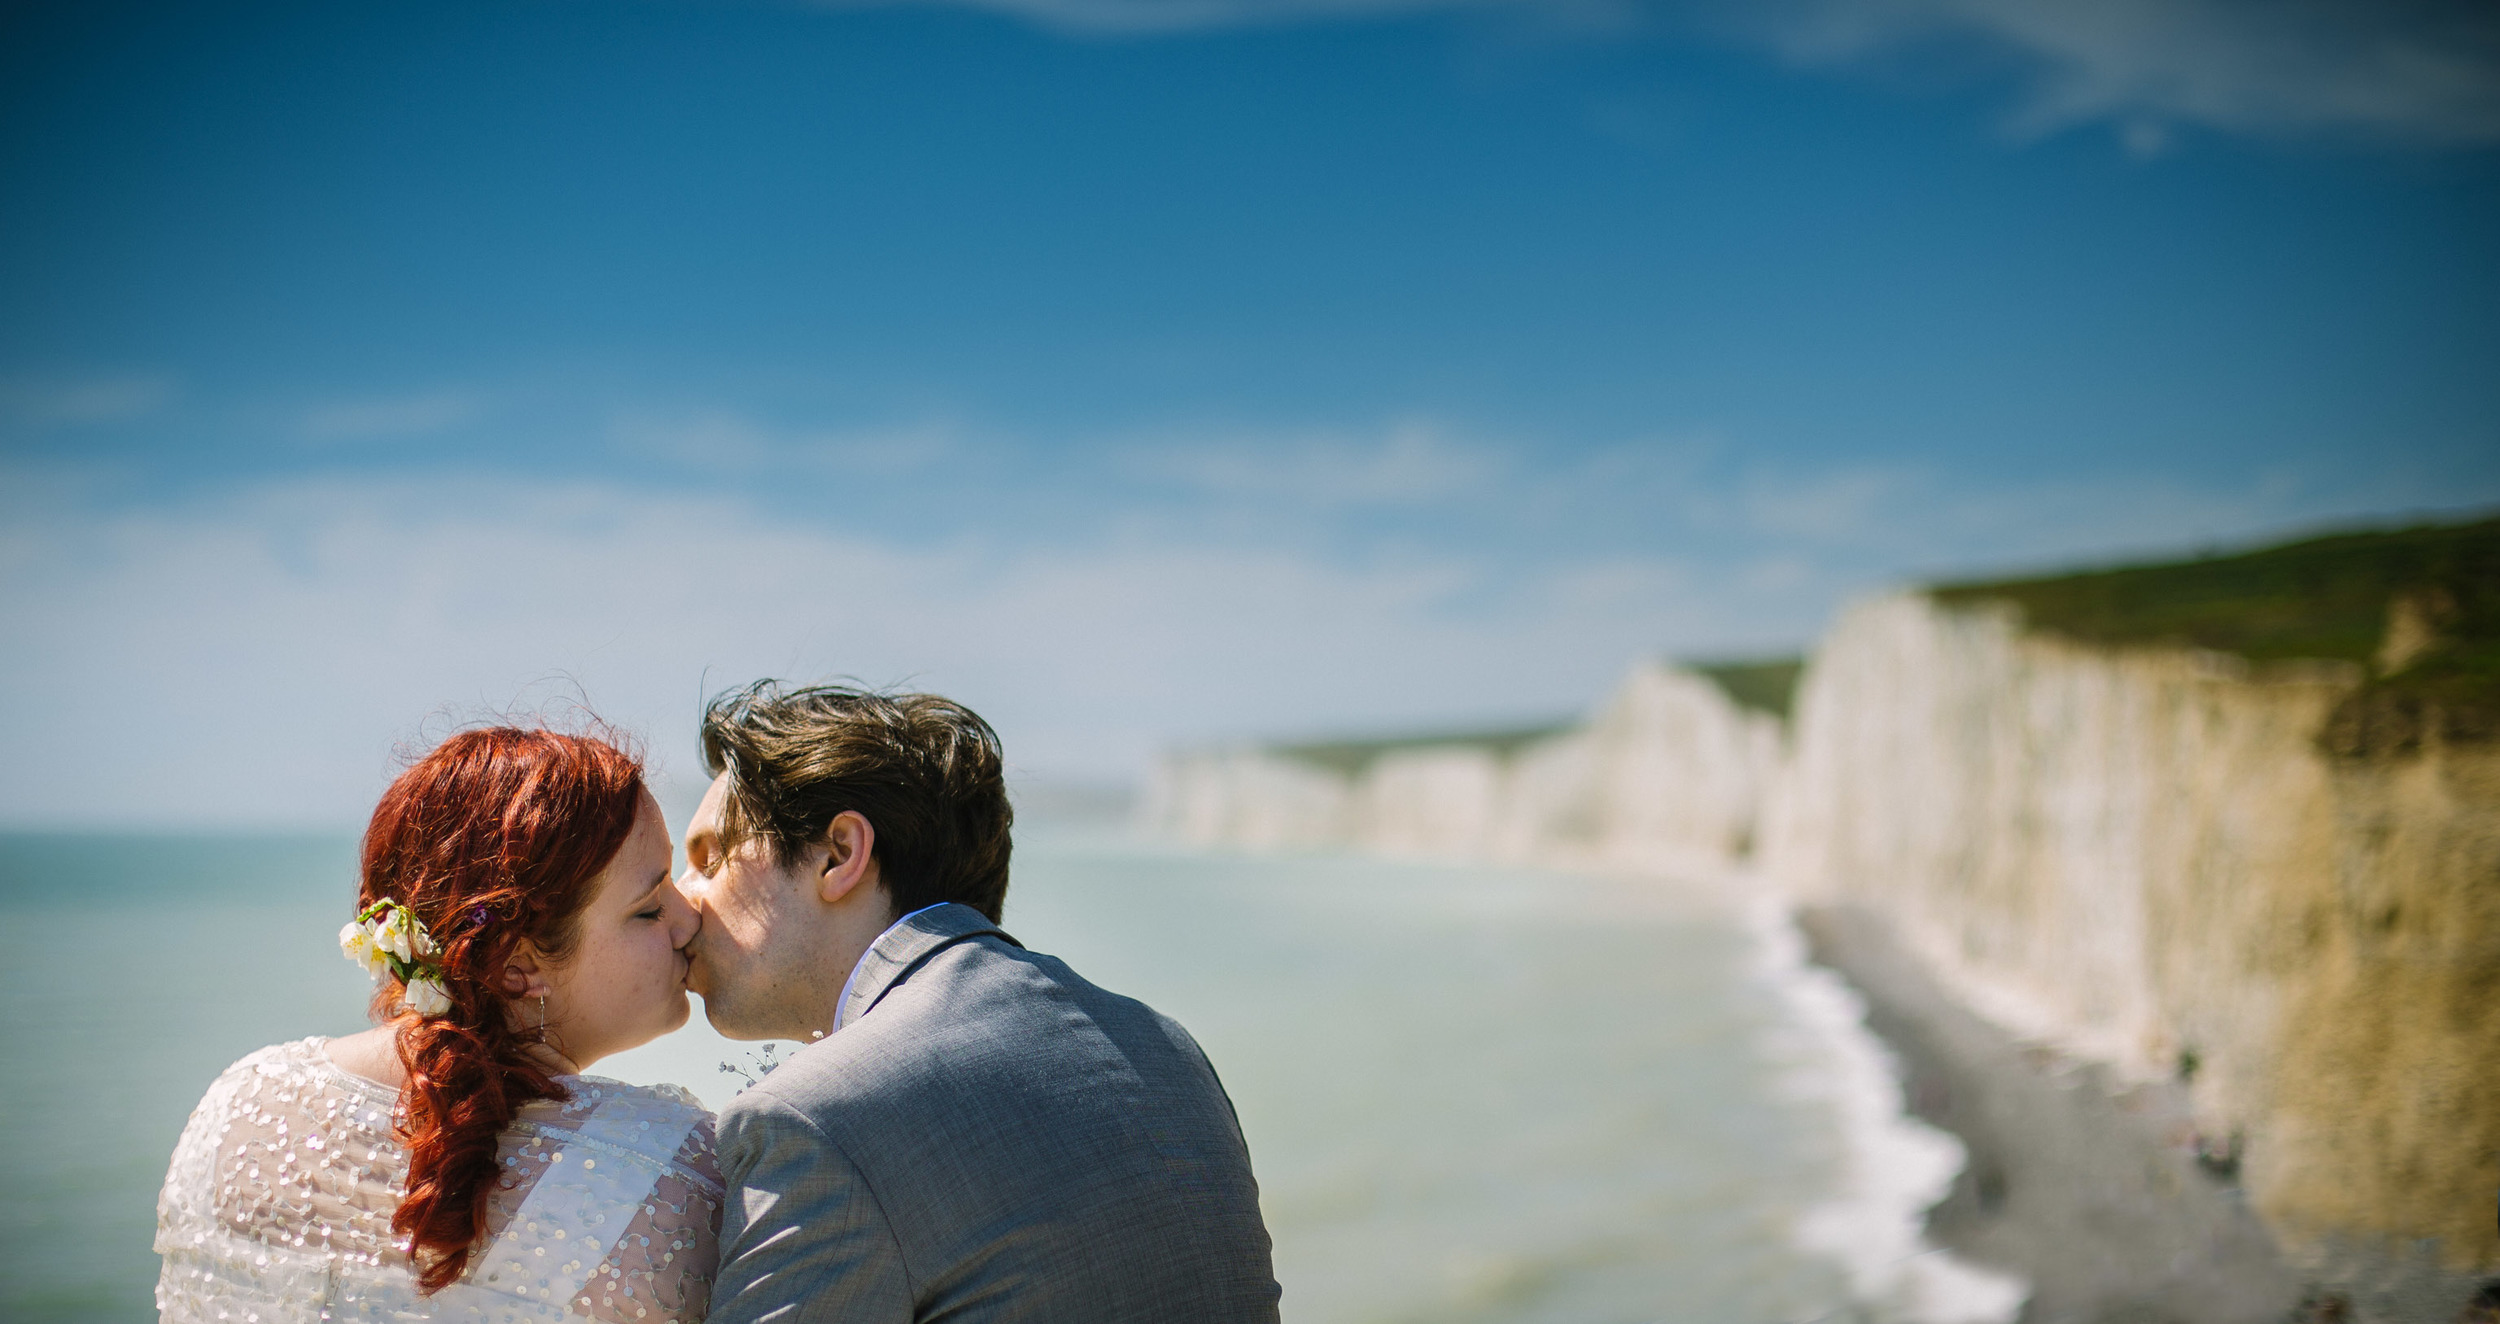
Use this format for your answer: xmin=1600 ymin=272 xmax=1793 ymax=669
xmin=1145 ymin=514 xmax=2500 ymax=1324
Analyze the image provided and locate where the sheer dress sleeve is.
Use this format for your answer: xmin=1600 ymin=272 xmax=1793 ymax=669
xmin=566 ymin=1121 xmax=722 ymax=1323
xmin=476 ymin=1104 xmax=723 ymax=1321
xmin=154 ymin=1040 xmax=414 ymax=1322
xmin=155 ymin=1040 xmax=724 ymax=1324
xmin=451 ymin=1078 xmax=724 ymax=1323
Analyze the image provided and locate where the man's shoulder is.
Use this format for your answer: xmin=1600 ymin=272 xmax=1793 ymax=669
xmin=739 ymin=933 xmax=1205 ymax=1115
xmin=714 ymin=1071 xmax=825 ymax=1142
xmin=865 ymin=929 xmax=1176 ymax=1052
xmin=773 ymin=931 xmax=1066 ymax=1081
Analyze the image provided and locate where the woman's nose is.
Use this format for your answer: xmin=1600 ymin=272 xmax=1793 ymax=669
xmin=664 ymin=876 xmax=701 ymax=946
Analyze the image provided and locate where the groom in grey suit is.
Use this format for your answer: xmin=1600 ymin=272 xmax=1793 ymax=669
xmin=678 ymin=682 xmax=1280 ymax=1323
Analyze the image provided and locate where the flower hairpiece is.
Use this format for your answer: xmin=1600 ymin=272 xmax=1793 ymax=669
xmin=340 ymin=899 xmax=453 ymax=1017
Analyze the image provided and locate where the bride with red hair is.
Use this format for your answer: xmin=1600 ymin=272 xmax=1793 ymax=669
xmin=154 ymin=727 xmax=723 ymax=1323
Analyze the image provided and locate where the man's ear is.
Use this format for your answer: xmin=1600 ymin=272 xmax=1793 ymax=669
xmin=816 ymin=810 xmax=879 ymax=906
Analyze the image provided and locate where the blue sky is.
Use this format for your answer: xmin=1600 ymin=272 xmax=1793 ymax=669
xmin=4 ymin=0 xmax=2497 ymax=825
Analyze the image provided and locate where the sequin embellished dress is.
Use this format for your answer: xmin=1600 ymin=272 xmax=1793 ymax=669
xmin=155 ymin=1036 xmax=723 ymax=1323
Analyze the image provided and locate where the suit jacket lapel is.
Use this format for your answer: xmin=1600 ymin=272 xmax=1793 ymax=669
xmin=837 ymin=902 xmax=1020 ymax=1030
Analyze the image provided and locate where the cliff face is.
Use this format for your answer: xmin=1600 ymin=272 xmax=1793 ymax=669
xmin=1150 ymin=519 xmax=2500 ymax=1274
xmin=1144 ymin=660 xmax=1786 ymax=873
xmin=1761 ymin=592 xmax=2499 ymax=1267
xmin=1144 ymin=747 xmax=1355 ymax=851
xmin=2273 ymin=740 xmax=2500 ymax=1263
xmin=1759 ymin=593 xmax=2352 ymax=1087
xmin=1572 ymin=662 xmax=1788 ymax=869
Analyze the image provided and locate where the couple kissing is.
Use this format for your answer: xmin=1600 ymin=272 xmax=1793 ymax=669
xmin=154 ymin=681 xmax=1282 ymax=1324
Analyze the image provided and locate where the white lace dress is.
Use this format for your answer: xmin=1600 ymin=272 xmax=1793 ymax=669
xmin=155 ymin=1037 xmax=723 ymax=1324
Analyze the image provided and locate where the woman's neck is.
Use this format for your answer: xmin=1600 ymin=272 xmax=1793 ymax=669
xmin=328 ymin=1024 xmax=586 ymax=1084
xmin=519 ymin=1040 xmax=585 ymax=1076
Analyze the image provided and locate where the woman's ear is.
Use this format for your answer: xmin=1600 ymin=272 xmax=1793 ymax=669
xmin=498 ymin=946 xmax=550 ymax=999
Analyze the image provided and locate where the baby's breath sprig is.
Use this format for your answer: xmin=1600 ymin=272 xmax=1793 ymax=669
xmin=719 ymin=1043 xmax=789 ymax=1089
xmin=339 ymin=899 xmax=453 ymax=1016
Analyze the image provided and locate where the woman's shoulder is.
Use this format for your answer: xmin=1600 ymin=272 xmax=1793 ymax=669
xmin=177 ymin=1037 xmax=398 ymax=1150
xmin=561 ymin=1074 xmax=714 ymax=1124
xmin=193 ymin=1036 xmax=342 ymax=1100
xmin=517 ymin=1075 xmax=720 ymax=1185
xmin=217 ymin=1035 xmax=314 ymax=1074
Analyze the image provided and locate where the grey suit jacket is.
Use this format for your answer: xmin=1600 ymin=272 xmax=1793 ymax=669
xmin=708 ymin=903 xmax=1282 ymax=1323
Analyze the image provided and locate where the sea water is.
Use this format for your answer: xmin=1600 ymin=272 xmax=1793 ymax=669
xmin=0 ymin=828 xmax=2005 ymax=1324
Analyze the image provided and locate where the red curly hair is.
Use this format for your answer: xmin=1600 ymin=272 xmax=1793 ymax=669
xmin=357 ymin=727 xmax=645 ymax=1294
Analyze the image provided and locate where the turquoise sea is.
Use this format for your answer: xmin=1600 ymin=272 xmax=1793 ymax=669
xmin=1 ymin=828 xmax=1887 ymax=1324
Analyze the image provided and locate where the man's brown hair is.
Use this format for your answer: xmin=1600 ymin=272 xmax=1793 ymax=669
xmin=698 ymin=681 xmax=1014 ymax=921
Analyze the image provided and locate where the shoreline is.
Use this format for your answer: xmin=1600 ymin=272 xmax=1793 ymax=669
xmin=1796 ymin=903 xmax=2494 ymax=1324
xmin=1794 ymin=903 xmax=2304 ymax=1324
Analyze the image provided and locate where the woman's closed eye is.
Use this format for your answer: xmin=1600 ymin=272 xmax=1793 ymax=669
xmin=632 ymin=874 xmax=671 ymax=921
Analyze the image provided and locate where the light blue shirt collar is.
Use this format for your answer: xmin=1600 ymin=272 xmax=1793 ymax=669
xmin=830 ymin=901 xmax=950 ymax=1036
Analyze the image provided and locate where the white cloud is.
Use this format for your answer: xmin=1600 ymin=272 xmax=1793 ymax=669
xmin=1133 ymin=420 xmax=1505 ymax=505
xmin=821 ymin=0 xmax=1488 ymax=35
xmin=831 ymin=0 xmax=2500 ymax=146
xmin=611 ymin=410 xmax=961 ymax=475
xmin=0 ymin=374 xmax=175 ymax=426
xmin=1739 ymin=466 xmax=1910 ymax=542
xmin=0 ymin=471 xmax=1762 ymax=828
xmin=3 ymin=424 xmax=2482 ymax=828
xmin=301 ymin=391 xmax=484 ymax=442
xmin=1735 ymin=0 xmax=2500 ymax=147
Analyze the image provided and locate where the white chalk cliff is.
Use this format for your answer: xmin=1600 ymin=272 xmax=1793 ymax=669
xmin=1145 ymin=659 xmax=1785 ymax=873
xmin=1145 ymin=589 xmax=2500 ymax=1272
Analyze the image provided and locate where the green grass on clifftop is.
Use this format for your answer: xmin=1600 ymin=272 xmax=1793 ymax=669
xmin=1928 ymin=515 xmax=2500 ymax=754
xmin=1690 ymin=658 xmax=1805 ymax=721
xmin=1274 ymin=722 xmax=1576 ymax=777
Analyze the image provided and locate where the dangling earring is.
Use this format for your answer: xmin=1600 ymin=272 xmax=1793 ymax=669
xmin=536 ymin=992 xmax=548 ymax=1041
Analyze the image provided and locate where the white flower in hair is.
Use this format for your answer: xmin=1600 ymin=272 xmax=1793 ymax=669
xmin=342 ymin=898 xmax=454 ymax=1017
xmin=338 ymin=921 xmax=390 ymax=979
xmin=401 ymin=976 xmax=453 ymax=1017
xmin=375 ymin=908 xmax=417 ymax=962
